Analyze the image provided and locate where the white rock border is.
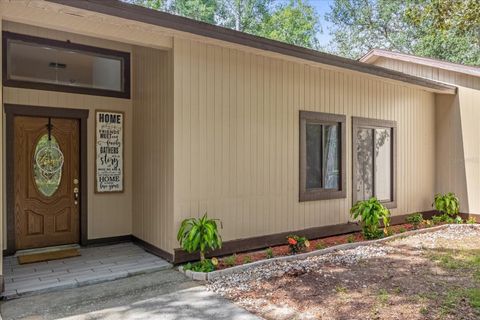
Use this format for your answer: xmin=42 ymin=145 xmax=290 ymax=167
xmin=178 ymin=224 xmax=476 ymax=281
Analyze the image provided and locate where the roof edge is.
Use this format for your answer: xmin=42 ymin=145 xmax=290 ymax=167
xmin=360 ymin=49 xmax=480 ymax=78
xmin=47 ymin=0 xmax=457 ymax=94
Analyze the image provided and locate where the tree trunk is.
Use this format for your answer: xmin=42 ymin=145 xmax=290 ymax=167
xmin=200 ymin=251 xmax=205 ymax=262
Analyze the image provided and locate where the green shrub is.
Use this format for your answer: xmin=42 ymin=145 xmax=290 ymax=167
xmin=346 ymin=235 xmax=355 ymax=243
xmin=177 ymin=213 xmax=222 ymax=262
xmin=454 ymin=216 xmax=463 ymax=224
xmin=183 ymin=258 xmax=217 ymax=272
xmin=243 ymin=255 xmax=252 ymax=264
xmin=398 ymin=227 xmax=406 ymax=233
xmin=432 ymin=214 xmax=454 ymax=224
xmin=223 ymin=254 xmax=237 ymax=267
xmin=350 ymin=197 xmax=391 ymax=240
xmin=467 ymin=217 xmax=477 ymax=224
xmin=433 ymin=193 xmax=460 ymax=217
xmin=265 ymin=247 xmax=274 ymax=259
xmin=406 ymin=213 xmax=423 ymax=229
xmin=315 ymin=241 xmax=326 ymax=250
xmin=287 ymin=235 xmax=310 ymax=254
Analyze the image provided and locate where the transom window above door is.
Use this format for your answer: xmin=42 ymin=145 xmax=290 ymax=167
xmin=3 ymin=31 xmax=130 ymax=98
xmin=299 ymin=111 xmax=346 ymax=202
xmin=353 ymin=117 xmax=397 ymax=208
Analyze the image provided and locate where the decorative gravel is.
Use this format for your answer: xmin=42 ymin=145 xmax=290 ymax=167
xmin=207 ymin=244 xmax=393 ymax=295
xmin=389 ymin=224 xmax=480 ymax=249
xmin=207 ymin=224 xmax=480 ymax=296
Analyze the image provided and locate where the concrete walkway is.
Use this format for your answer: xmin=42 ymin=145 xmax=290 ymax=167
xmin=3 ymin=242 xmax=171 ymax=299
xmin=0 ymin=269 xmax=260 ymax=320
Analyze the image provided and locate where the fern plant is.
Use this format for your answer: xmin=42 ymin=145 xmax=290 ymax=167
xmin=433 ymin=193 xmax=460 ymax=217
xmin=350 ymin=197 xmax=390 ymax=239
xmin=177 ymin=213 xmax=222 ymax=262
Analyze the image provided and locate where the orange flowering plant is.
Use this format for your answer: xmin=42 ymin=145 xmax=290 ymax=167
xmin=286 ymin=234 xmax=310 ymax=254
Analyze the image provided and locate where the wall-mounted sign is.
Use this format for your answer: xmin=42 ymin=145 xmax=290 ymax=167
xmin=95 ymin=110 xmax=124 ymax=193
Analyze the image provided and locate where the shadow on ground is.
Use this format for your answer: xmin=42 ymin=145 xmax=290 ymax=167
xmin=1 ymin=269 xmax=260 ymax=320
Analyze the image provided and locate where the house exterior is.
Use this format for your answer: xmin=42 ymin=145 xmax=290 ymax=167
xmin=0 ymin=0 xmax=475 ymax=290
xmin=360 ymin=49 xmax=480 ymax=217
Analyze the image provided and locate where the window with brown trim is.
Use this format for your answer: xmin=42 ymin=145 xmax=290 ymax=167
xmin=299 ymin=111 xmax=346 ymax=201
xmin=352 ymin=117 xmax=397 ymax=208
xmin=3 ymin=32 xmax=130 ymax=99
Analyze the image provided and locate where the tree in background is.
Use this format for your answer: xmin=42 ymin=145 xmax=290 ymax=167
xmin=404 ymin=0 xmax=480 ymax=65
xmin=127 ymin=0 xmax=320 ymax=49
xmin=326 ymin=0 xmax=415 ymax=59
xmin=259 ymin=0 xmax=320 ymax=48
xmin=217 ymin=0 xmax=272 ymax=33
xmin=327 ymin=0 xmax=480 ymax=65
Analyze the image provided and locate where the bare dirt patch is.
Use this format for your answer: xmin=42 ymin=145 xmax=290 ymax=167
xmin=208 ymin=225 xmax=480 ymax=320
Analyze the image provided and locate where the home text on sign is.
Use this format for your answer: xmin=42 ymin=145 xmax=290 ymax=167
xmin=95 ymin=111 xmax=123 ymax=193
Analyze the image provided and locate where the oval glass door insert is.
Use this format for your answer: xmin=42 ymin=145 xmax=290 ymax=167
xmin=33 ymin=134 xmax=64 ymax=197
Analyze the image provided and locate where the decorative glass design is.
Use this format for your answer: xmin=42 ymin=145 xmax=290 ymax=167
xmin=34 ymin=134 xmax=64 ymax=197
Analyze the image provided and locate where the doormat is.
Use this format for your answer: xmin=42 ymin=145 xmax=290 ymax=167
xmin=17 ymin=248 xmax=81 ymax=264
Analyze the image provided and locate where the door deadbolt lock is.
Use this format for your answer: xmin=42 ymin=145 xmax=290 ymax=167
xmin=74 ymin=187 xmax=79 ymax=205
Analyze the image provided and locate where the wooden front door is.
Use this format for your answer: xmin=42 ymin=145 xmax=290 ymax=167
xmin=14 ymin=116 xmax=80 ymax=250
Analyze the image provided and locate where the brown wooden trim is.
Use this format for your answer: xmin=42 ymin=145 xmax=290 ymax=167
xmin=94 ymin=110 xmax=125 ymax=193
xmin=352 ymin=117 xmax=397 ymax=209
xmin=46 ymin=0 xmax=456 ymax=94
xmin=4 ymin=104 xmax=89 ymax=254
xmin=85 ymin=235 xmax=132 ymax=246
xmin=132 ymin=236 xmax=174 ymax=262
xmin=360 ymin=49 xmax=480 ymax=78
xmin=173 ymin=210 xmax=437 ymax=264
xmin=299 ymin=111 xmax=347 ymax=202
xmin=2 ymin=31 xmax=131 ymax=99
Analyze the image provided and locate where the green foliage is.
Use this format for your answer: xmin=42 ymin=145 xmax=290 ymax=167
xmin=398 ymin=227 xmax=406 ymax=233
xmin=315 ymin=241 xmax=326 ymax=250
xmin=326 ymin=0 xmax=415 ymax=59
xmin=265 ymin=247 xmax=274 ymax=259
xmin=170 ymin=0 xmax=218 ymax=23
xmin=467 ymin=217 xmax=478 ymax=224
xmin=258 ymin=0 xmax=320 ymax=48
xmin=223 ymin=254 xmax=237 ymax=267
xmin=346 ymin=234 xmax=355 ymax=243
xmin=406 ymin=213 xmax=424 ymax=229
xmin=128 ymin=0 xmax=320 ymax=49
xmin=454 ymin=216 xmax=464 ymax=224
xmin=183 ymin=258 xmax=216 ymax=272
xmin=350 ymin=197 xmax=390 ymax=239
xmin=432 ymin=214 xmax=454 ymax=225
xmin=177 ymin=213 xmax=222 ymax=261
xmin=286 ymin=234 xmax=310 ymax=254
xmin=433 ymin=193 xmax=460 ymax=217
xmin=243 ymin=255 xmax=252 ymax=264
xmin=327 ymin=0 xmax=480 ymax=65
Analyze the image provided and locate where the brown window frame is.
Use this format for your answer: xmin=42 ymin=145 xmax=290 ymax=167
xmin=299 ymin=111 xmax=346 ymax=202
xmin=352 ymin=117 xmax=397 ymax=209
xmin=2 ymin=31 xmax=131 ymax=99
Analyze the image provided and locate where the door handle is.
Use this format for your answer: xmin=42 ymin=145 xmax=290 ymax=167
xmin=73 ymin=187 xmax=79 ymax=205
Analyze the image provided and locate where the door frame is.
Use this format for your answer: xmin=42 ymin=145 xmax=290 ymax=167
xmin=4 ymin=104 xmax=89 ymax=255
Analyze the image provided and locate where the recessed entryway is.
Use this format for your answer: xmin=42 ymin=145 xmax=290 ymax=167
xmin=5 ymin=104 xmax=90 ymax=255
xmin=2 ymin=242 xmax=171 ymax=299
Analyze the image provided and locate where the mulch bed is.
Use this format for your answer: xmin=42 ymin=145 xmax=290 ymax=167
xmin=216 ymin=223 xmax=417 ymax=270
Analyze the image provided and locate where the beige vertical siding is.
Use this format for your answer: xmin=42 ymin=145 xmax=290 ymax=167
xmin=0 ymin=20 xmax=3 ymax=273
xmin=132 ymin=47 xmax=175 ymax=252
xmin=457 ymin=87 xmax=480 ymax=213
xmin=435 ymin=94 xmax=469 ymax=210
xmin=173 ymin=38 xmax=436 ymax=242
xmin=2 ymin=22 xmax=133 ymax=241
xmin=373 ymin=57 xmax=480 ymax=90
